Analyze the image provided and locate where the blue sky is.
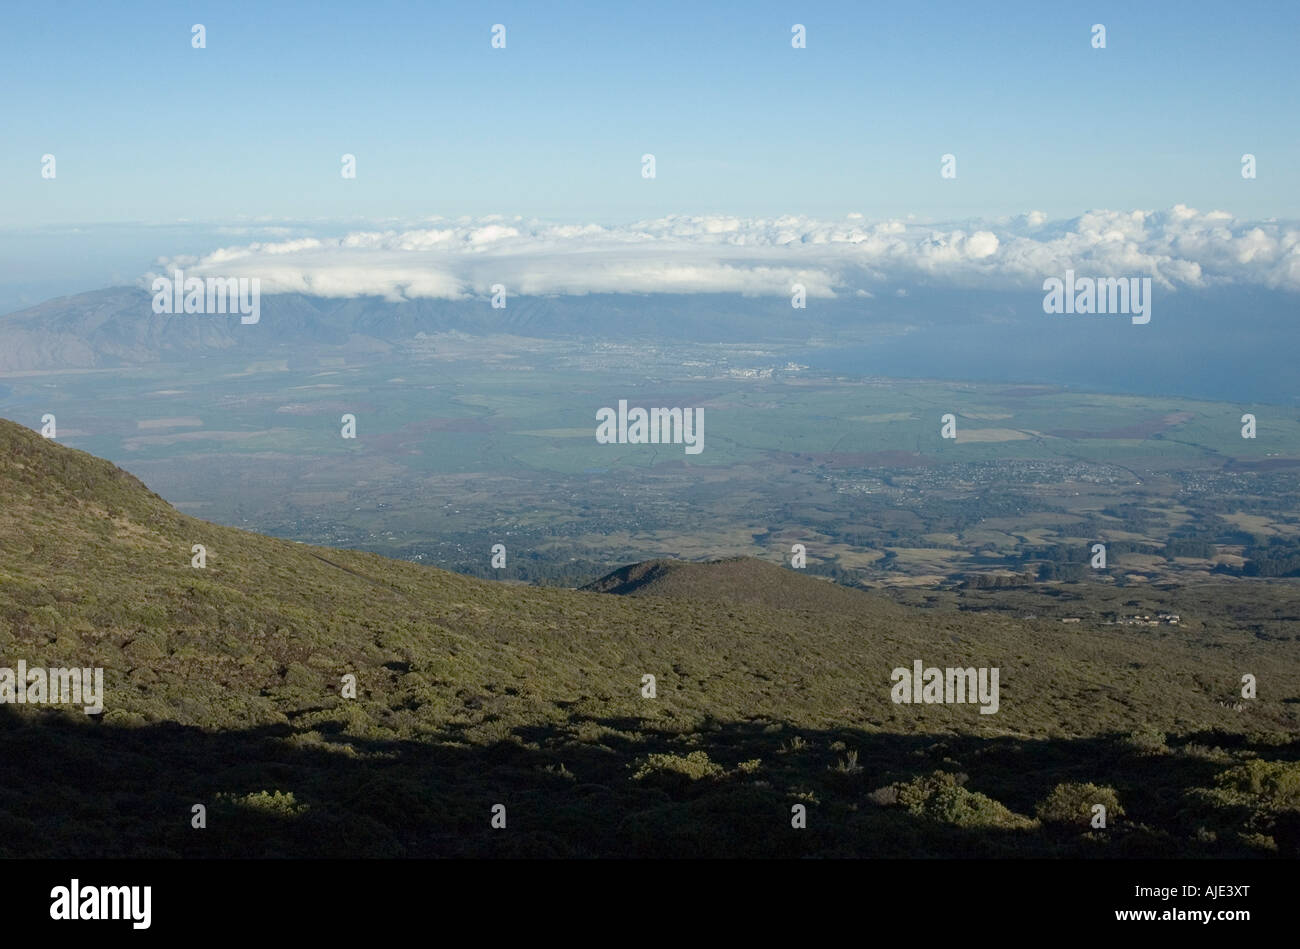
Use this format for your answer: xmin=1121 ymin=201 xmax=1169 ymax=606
xmin=0 ymin=0 xmax=1297 ymax=310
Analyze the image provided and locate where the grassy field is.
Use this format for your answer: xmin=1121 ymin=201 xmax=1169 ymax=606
xmin=5 ymin=350 xmax=1299 ymax=594
xmin=5 ymin=355 xmax=1296 ymax=474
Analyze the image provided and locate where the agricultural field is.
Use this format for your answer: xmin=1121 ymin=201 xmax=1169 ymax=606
xmin=4 ymin=339 xmax=1296 ymax=593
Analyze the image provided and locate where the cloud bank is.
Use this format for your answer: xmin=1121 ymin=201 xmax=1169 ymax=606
xmin=145 ymin=206 xmax=1300 ymax=302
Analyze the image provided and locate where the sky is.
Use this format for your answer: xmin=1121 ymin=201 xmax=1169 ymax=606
xmin=0 ymin=0 xmax=1297 ymax=311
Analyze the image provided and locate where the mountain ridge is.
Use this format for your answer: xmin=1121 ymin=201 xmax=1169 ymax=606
xmin=0 ymin=288 xmax=830 ymax=372
xmin=581 ymin=555 xmax=898 ymax=616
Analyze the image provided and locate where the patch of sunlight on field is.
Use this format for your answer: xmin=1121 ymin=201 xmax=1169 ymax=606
xmin=1067 ymin=529 xmax=1156 ymax=544
xmin=1121 ymin=554 xmax=1168 ymax=569
xmin=827 ymin=548 xmax=886 ymax=568
xmin=512 ymin=428 xmax=593 ymax=438
xmin=1171 ymin=557 xmax=1217 ymax=567
xmin=888 ymin=548 xmax=971 ymax=567
xmin=673 ymin=527 xmax=772 ymax=559
xmin=845 ymin=412 xmax=915 ymax=423
xmin=961 ymin=530 xmax=1019 ymax=547
xmin=458 ymin=393 xmax=549 ymax=412
xmin=954 ymin=428 xmax=1033 ymax=443
xmin=136 ymin=417 xmax=203 ymax=430
xmin=923 ymin=533 xmax=960 ymax=545
xmin=1221 ymin=513 xmax=1290 ymax=537
xmin=122 ymin=429 xmax=281 ymax=450
xmin=1015 ymin=528 xmax=1055 ymax=545
xmin=883 ymin=574 xmax=949 ymax=587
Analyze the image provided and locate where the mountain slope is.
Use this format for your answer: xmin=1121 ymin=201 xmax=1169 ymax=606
xmin=0 ymin=288 xmax=827 ymax=371
xmin=3 ymin=414 xmax=1284 ymax=738
xmin=581 ymin=556 xmax=899 ymax=616
xmin=1 ymin=417 xmax=1298 ymax=858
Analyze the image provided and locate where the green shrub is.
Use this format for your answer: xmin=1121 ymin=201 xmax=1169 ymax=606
xmin=891 ymin=771 xmax=1035 ymax=829
xmin=216 ymin=790 xmax=309 ymax=816
xmin=30 ymin=605 xmax=64 ymax=634
xmin=1124 ymin=727 xmax=1168 ymax=755
xmin=1214 ymin=759 xmax=1300 ymax=809
xmin=1036 ymin=782 xmax=1123 ymax=826
xmin=633 ymin=751 xmax=724 ymax=784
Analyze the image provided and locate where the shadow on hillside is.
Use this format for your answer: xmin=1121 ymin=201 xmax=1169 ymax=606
xmin=1 ymin=705 xmax=1295 ymax=858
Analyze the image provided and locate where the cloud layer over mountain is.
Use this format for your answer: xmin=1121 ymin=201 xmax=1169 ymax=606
xmin=145 ymin=206 xmax=1300 ymax=302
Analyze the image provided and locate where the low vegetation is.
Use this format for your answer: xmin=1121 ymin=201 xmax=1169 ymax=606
xmin=1 ymin=418 xmax=1297 ymax=857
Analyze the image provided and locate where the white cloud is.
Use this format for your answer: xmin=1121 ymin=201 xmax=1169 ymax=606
xmin=144 ymin=206 xmax=1300 ymax=301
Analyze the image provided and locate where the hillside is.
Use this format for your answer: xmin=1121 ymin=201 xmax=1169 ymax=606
xmin=581 ymin=556 xmax=900 ymax=616
xmin=1 ymin=417 xmax=1298 ymax=857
